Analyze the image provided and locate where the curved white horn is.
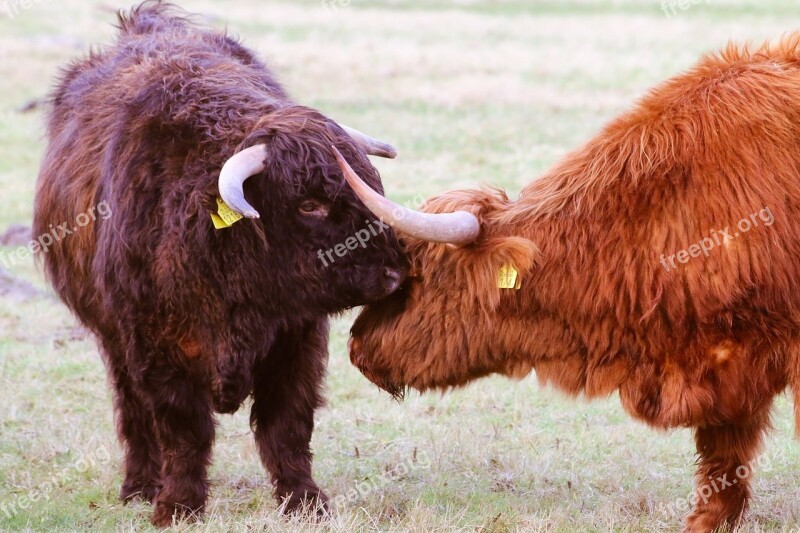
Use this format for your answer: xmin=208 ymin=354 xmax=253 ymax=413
xmin=218 ymin=144 xmax=267 ymax=219
xmin=339 ymin=124 xmax=397 ymax=159
xmin=331 ymin=146 xmax=480 ymax=245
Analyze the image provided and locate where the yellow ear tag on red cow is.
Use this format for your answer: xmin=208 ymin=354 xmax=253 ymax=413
xmin=498 ymin=264 xmax=521 ymax=290
xmin=210 ymin=198 xmax=244 ymax=229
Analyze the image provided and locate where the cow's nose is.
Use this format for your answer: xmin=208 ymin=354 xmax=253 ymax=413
xmin=382 ymin=267 xmax=405 ymax=294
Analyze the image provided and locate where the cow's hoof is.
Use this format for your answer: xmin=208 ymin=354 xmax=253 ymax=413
xmin=281 ymin=488 xmax=330 ymax=519
xmin=684 ymin=508 xmax=737 ymax=533
xmin=150 ymin=499 xmax=204 ymax=528
xmin=120 ymin=479 xmax=160 ymax=504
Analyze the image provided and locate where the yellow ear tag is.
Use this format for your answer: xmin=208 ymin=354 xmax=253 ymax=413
xmin=498 ymin=264 xmax=521 ymax=290
xmin=210 ymin=198 xmax=244 ymax=229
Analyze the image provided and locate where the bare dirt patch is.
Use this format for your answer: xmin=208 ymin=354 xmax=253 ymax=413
xmin=0 ymin=267 xmax=39 ymax=300
xmin=0 ymin=224 xmax=31 ymax=246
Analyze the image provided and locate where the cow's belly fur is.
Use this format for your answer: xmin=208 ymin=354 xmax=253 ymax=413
xmin=530 ymin=337 xmax=788 ymax=429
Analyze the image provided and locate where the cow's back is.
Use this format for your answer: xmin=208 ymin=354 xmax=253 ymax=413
xmin=33 ymin=2 xmax=286 ymax=331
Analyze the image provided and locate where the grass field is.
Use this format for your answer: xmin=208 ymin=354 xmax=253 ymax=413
xmin=1 ymin=0 xmax=800 ymax=531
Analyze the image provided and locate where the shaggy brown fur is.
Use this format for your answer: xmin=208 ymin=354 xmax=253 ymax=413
xmin=350 ymin=35 xmax=800 ymax=532
xmin=33 ymin=2 xmax=407 ymax=526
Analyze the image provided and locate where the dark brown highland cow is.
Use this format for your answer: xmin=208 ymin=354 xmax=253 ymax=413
xmin=339 ymin=36 xmax=800 ymax=532
xmin=33 ymin=1 xmax=407 ymax=526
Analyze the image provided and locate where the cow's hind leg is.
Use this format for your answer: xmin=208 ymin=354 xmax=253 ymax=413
xmin=137 ymin=352 xmax=216 ymax=527
xmin=685 ymin=409 xmax=770 ymax=533
xmin=251 ymin=318 xmax=329 ymax=515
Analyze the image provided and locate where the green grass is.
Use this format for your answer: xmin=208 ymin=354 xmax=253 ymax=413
xmin=1 ymin=0 xmax=800 ymax=531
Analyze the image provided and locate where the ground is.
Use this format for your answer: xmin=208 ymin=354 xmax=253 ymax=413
xmin=1 ymin=0 xmax=799 ymax=532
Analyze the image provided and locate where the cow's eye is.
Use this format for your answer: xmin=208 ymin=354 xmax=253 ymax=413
xmin=298 ymin=200 xmax=329 ymax=218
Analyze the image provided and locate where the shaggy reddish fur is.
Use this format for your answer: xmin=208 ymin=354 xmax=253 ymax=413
xmin=350 ymin=35 xmax=800 ymax=532
xmin=33 ymin=2 xmax=406 ymax=527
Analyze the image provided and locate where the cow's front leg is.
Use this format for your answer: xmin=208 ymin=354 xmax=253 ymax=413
xmin=251 ymin=318 xmax=329 ymax=515
xmin=684 ymin=409 xmax=770 ymax=533
xmin=137 ymin=354 xmax=216 ymax=527
xmin=111 ymin=363 xmax=162 ymax=504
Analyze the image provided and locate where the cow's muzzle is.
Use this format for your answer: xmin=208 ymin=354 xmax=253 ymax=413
xmin=347 ymin=336 xmax=404 ymax=400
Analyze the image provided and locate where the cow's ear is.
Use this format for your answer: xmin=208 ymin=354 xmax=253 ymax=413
xmin=454 ymin=236 xmax=540 ymax=312
xmin=482 ymin=236 xmax=541 ymax=275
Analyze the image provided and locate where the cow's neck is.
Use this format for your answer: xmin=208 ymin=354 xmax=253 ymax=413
xmin=486 ymin=206 xmax=636 ymax=398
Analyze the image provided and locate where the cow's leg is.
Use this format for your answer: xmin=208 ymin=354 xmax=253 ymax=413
xmin=97 ymin=337 xmax=162 ymax=503
xmin=684 ymin=409 xmax=770 ymax=533
xmin=111 ymin=363 xmax=162 ymax=503
xmin=137 ymin=354 xmax=216 ymax=527
xmin=251 ymin=318 xmax=329 ymax=515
